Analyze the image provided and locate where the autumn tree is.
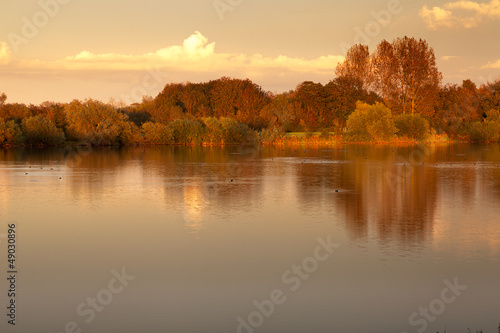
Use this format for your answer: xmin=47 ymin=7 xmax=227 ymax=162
xmin=479 ymin=80 xmax=500 ymax=117
xmin=0 ymin=103 xmax=32 ymax=121
xmin=391 ymin=37 xmax=442 ymax=115
xmin=153 ymin=83 xmax=187 ymax=123
xmin=180 ymin=82 xmax=212 ymax=118
xmin=22 ymin=115 xmax=65 ymax=145
xmin=124 ymin=97 xmax=153 ymax=127
xmin=293 ymin=81 xmax=327 ymax=131
xmin=339 ymin=37 xmax=442 ymax=116
xmin=371 ymin=40 xmax=398 ymax=108
xmin=208 ymin=77 xmax=270 ymax=127
xmin=259 ymin=92 xmax=298 ymax=131
xmin=233 ymin=79 xmax=270 ymax=129
xmin=335 ymin=44 xmax=372 ymax=91
xmin=65 ymin=99 xmax=137 ymax=145
xmin=434 ymin=80 xmax=481 ymax=134
xmin=325 ymin=76 xmax=379 ymax=129
xmin=0 ymin=92 xmax=6 ymax=107
xmin=209 ymin=77 xmax=242 ymax=118
xmin=0 ymin=118 xmax=24 ymax=145
xmin=30 ymin=101 xmax=67 ymax=131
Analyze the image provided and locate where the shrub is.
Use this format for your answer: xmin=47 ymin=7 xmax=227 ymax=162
xmin=168 ymin=119 xmax=205 ymax=144
xmin=259 ymin=127 xmax=284 ymax=144
xmin=219 ymin=117 xmax=256 ymax=144
xmin=118 ymin=121 xmax=141 ymax=145
xmin=346 ymin=102 xmax=397 ymax=141
xmin=200 ymin=117 xmax=256 ymax=144
xmin=142 ymin=122 xmax=173 ymax=144
xmin=0 ymin=118 xmax=24 ymax=145
xmin=394 ymin=113 xmax=430 ymax=141
xmin=202 ymin=117 xmax=224 ymax=143
xmin=468 ymin=121 xmax=500 ymax=142
xmin=21 ymin=115 xmax=65 ymax=145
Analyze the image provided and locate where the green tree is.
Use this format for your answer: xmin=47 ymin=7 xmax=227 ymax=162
xmin=394 ymin=114 xmax=430 ymax=140
xmin=346 ymin=102 xmax=397 ymax=141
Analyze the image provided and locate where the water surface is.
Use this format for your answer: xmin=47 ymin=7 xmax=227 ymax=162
xmin=0 ymin=143 xmax=499 ymax=333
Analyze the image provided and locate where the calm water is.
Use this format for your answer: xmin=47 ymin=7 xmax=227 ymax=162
xmin=0 ymin=143 xmax=499 ymax=333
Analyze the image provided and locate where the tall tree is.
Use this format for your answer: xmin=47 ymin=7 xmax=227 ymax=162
xmin=339 ymin=38 xmax=442 ymax=117
xmin=371 ymin=40 xmax=398 ymax=108
xmin=335 ymin=44 xmax=372 ymax=91
xmin=391 ymin=36 xmax=442 ymax=115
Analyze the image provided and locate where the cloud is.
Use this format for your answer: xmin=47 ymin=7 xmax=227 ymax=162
xmin=441 ymin=55 xmax=461 ymax=61
xmin=420 ymin=0 xmax=500 ymax=30
xmin=481 ymin=59 xmax=500 ymax=69
xmin=0 ymin=32 xmax=345 ymax=103
xmin=6 ymin=31 xmax=343 ymax=75
xmin=0 ymin=42 xmax=12 ymax=65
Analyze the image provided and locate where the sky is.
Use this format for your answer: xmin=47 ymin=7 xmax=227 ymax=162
xmin=1 ymin=0 xmax=500 ymax=105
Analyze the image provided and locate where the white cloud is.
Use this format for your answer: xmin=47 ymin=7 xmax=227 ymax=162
xmin=441 ymin=55 xmax=461 ymax=61
xmin=0 ymin=32 xmax=345 ymax=103
xmin=420 ymin=0 xmax=500 ymax=30
xmin=481 ymin=59 xmax=500 ymax=69
xmin=0 ymin=42 xmax=12 ymax=65
xmin=6 ymin=31 xmax=343 ymax=75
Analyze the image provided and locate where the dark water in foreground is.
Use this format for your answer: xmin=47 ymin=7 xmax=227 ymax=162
xmin=0 ymin=143 xmax=499 ymax=333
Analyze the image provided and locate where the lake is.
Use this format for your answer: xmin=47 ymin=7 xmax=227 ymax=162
xmin=1 ymin=143 xmax=499 ymax=333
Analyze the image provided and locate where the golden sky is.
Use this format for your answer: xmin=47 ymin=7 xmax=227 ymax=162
xmin=1 ymin=0 xmax=500 ymax=104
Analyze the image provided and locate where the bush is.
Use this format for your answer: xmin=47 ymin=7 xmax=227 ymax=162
xmin=394 ymin=113 xmax=430 ymax=141
xmin=259 ymin=127 xmax=284 ymax=144
xmin=142 ymin=122 xmax=173 ymax=144
xmin=118 ymin=121 xmax=141 ymax=145
xmin=168 ymin=119 xmax=205 ymax=144
xmin=219 ymin=117 xmax=256 ymax=144
xmin=468 ymin=121 xmax=500 ymax=142
xmin=201 ymin=117 xmax=256 ymax=144
xmin=202 ymin=117 xmax=224 ymax=143
xmin=21 ymin=115 xmax=65 ymax=145
xmin=346 ymin=102 xmax=397 ymax=141
xmin=0 ymin=118 xmax=24 ymax=145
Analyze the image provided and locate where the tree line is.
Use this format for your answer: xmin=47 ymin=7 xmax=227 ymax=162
xmin=1 ymin=36 xmax=500 ymax=146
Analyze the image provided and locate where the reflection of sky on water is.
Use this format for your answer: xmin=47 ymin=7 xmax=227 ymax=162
xmin=1 ymin=144 xmax=500 ymax=332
